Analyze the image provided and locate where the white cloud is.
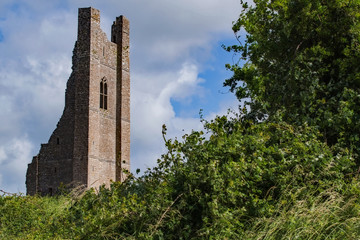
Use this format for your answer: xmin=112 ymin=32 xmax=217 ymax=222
xmin=131 ymin=63 xmax=205 ymax=170
xmin=0 ymin=148 xmax=7 ymax=164
xmin=0 ymin=137 xmax=33 ymax=193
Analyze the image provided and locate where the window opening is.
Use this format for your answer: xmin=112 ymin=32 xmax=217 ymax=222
xmin=100 ymin=81 xmax=103 ymax=108
xmin=100 ymin=77 xmax=108 ymax=110
xmin=104 ymin=82 xmax=108 ymax=109
xmin=56 ymin=137 xmax=60 ymax=145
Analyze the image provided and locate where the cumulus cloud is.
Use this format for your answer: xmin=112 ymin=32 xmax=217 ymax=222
xmin=0 ymin=0 xmax=241 ymax=193
xmin=0 ymin=137 xmax=33 ymax=193
xmin=131 ymin=63 xmax=205 ymax=170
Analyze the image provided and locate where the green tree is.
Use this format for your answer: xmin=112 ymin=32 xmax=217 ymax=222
xmin=224 ymin=0 xmax=360 ymax=154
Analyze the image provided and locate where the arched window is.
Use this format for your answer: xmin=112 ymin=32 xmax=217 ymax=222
xmin=100 ymin=78 xmax=108 ymax=110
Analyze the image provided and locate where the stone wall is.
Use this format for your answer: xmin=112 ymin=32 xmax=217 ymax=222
xmin=26 ymin=7 xmax=130 ymax=195
xmin=113 ymin=16 xmax=131 ymax=182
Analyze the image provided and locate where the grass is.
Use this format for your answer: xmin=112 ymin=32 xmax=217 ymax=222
xmin=0 ymin=193 xmax=71 ymax=239
xmin=1 ymin=184 xmax=360 ymax=239
xmin=244 ymin=187 xmax=360 ymax=239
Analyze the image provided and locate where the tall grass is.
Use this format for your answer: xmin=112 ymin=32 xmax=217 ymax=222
xmin=1 ymin=184 xmax=360 ymax=239
xmin=244 ymin=187 xmax=360 ymax=239
xmin=0 ymin=193 xmax=71 ymax=239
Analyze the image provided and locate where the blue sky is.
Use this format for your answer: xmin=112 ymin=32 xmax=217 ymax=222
xmin=0 ymin=0 xmax=241 ymax=193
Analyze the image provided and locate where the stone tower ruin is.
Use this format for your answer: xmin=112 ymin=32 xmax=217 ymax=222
xmin=26 ymin=7 xmax=130 ymax=195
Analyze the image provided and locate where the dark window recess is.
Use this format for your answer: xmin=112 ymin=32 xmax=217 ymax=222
xmin=56 ymin=137 xmax=60 ymax=145
xmin=49 ymin=188 xmax=53 ymax=196
xmin=54 ymin=167 xmax=57 ymax=173
xmin=104 ymin=82 xmax=108 ymax=109
xmin=100 ymin=81 xmax=104 ymax=108
xmin=100 ymin=78 xmax=108 ymax=110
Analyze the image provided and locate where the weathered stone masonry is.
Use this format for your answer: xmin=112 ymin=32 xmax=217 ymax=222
xmin=26 ymin=7 xmax=130 ymax=195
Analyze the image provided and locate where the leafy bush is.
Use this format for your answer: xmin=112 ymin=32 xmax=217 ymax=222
xmin=0 ymin=116 xmax=359 ymax=239
xmin=57 ymin=116 xmax=356 ymax=239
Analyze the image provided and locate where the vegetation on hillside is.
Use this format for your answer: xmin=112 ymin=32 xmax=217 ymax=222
xmin=2 ymin=0 xmax=360 ymax=239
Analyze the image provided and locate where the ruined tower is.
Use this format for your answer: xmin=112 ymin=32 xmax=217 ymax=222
xmin=26 ymin=7 xmax=130 ymax=195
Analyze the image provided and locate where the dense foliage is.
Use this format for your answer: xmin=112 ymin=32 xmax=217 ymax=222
xmin=60 ymin=119 xmax=355 ymax=239
xmin=224 ymin=0 xmax=360 ymax=151
xmin=2 ymin=0 xmax=360 ymax=238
